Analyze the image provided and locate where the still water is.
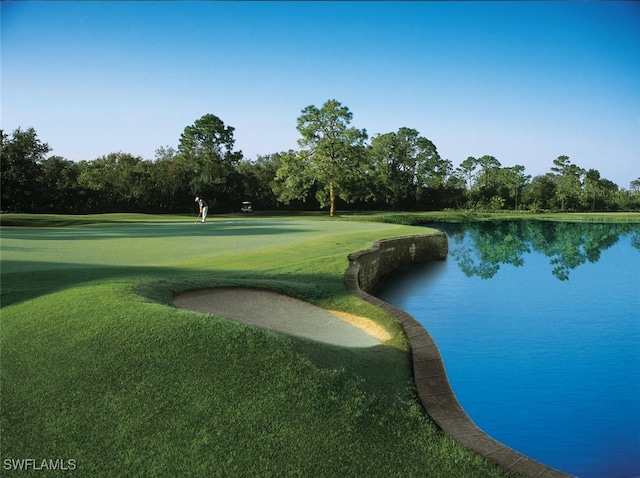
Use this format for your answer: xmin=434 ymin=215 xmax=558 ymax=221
xmin=377 ymin=221 xmax=640 ymax=478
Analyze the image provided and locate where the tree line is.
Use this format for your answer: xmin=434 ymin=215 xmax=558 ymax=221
xmin=2 ymin=99 xmax=639 ymax=215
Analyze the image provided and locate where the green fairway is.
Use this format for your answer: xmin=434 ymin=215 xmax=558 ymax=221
xmin=1 ymin=214 xmax=520 ymax=477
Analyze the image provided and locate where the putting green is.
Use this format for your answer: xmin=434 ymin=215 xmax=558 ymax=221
xmin=174 ymin=288 xmax=390 ymax=347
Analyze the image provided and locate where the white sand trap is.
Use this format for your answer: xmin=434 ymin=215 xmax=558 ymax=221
xmin=173 ymin=288 xmax=390 ymax=347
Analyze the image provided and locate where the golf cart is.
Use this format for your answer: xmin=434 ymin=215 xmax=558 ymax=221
xmin=240 ymin=201 xmax=253 ymax=213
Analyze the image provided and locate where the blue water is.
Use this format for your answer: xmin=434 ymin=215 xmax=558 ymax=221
xmin=377 ymin=221 xmax=640 ymax=478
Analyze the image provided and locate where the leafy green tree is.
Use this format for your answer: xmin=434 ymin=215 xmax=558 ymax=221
xmin=583 ymin=169 xmax=602 ymax=211
xmin=598 ymin=178 xmax=619 ymax=211
xmin=619 ymin=178 xmax=640 ymax=211
xmin=152 ymin=146 xmax=190 ymax=211
xmin=456 ymin=156 xmax=479 ymax=195
xmin=178 ymin=114 xmax=243 ymax=206
xmin=1 ymin=127 xmax=50 ymax=212
xmin=368 ymin=128 xmax=418 ymax=208
xmin=550 ymin=155 xmax=585 ymax=211
xmin=453 ymin=160 xmax=530 ymax=211
xmin=77 ymin=152 xmax=152 ymax=212
xmin=454 ymin=155 xmax=503 ymax=208
xmin=522 ymin=174 xmax=556 ymax=211
xmin=76 ymin=159 xmax=110 ymax=209
xmin=477 ymin=156 xmax=501 ymax=204
xmin=37 ymin=156 xmax=81 ymax=212
xmin=368 ymin=128 xmax=447 ymax=209
xmin=368 ymin=131 xmax=407 ymax=207
xmin=420 ymin=151 xmax=452 ymax=190
xmin=441 ymin=172 xmax=467 ymax=209
xmin=277 ymin=100 xmax=368 ymax=216
xmin=114 ymin=153 xmax=153 ymax=209
xmin=475 ymin=155 xmax=501 ymax=188
xmin=460 ymin=155 xmax=502 ymax=207
xmin=419 ymin=155 xmax=458 ymax=210
xmin=412 ymin=134 xmax=447 ymax=208
xmin=500 ymin=165 xmax=530 ymax=210
xmin=273 ymin=150 xmax=317 ymax=208
xmin=238 ymin=152 xmax=289 ymax=210
xmin=581 ymin=169 xmax=618 ymax=211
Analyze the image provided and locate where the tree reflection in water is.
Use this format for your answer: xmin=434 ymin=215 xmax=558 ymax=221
xmin=435 ymin=221 xmax=640 ymax=281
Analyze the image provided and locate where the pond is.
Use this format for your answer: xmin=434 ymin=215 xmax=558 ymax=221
xmin=376 ymin=221 xmax=640 ymax=478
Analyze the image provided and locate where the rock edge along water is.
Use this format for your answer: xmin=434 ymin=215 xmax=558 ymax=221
xmin=345 ymin=232 xmax=573 ymax=478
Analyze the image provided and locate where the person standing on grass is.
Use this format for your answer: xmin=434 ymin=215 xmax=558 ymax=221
xmin=195 ymin=196 xmax=208 ymax=223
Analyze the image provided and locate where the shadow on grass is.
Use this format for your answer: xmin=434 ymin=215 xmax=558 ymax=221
xmin=0 ymin=221 xmax=316 ymax=241
xmin=290 ymin=337 xmax=413 ymax=400
xmin=2 ymin=259 xmax=413 ymax=403
xmin=0 ymin=259 xmax=349 ymax=309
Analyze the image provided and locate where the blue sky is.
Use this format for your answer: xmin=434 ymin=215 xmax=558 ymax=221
xmin=2 ymin=1 xmax=639 ymax=187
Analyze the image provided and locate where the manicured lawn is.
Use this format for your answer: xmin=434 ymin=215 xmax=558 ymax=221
xmin=1 ymin=213 xmax=521 ymax=477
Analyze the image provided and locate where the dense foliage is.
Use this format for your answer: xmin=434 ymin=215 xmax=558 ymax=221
xmin=2 ymin=101 xmax=639 ymax=214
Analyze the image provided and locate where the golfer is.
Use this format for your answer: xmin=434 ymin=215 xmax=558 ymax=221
xmin=195 ymin=197 xmax=208 ymax=223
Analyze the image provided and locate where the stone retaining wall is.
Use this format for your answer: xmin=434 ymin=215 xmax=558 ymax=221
xmin=345 ymin=232 xmax=573 ymax=478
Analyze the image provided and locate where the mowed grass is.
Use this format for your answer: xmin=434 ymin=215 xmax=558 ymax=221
xmin=1 ymin=213 xmax=520 ymax=477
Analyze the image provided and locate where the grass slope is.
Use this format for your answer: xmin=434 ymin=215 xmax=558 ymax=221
xmin=1 ymin=214 xmax=519 ymax=477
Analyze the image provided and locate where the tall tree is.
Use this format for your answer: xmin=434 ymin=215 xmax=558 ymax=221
xmin=280 ymin=99 xmax=368 ymax=215
xmin=583 ymin=169 xmax=602 ymax=211
xmin=582 ymin=169 xmax=618 ymax=212
xmin=460 ymin=155 xmax=501 ymax=206
xmin=457 ymin=156 xmax=479 ymax=193
xmin=178 ymin=114 xmax=243 ymax=205
xmin=368 ymin=129 xmax=418 ymax=208
xmin=368 ymin=132 xmax=398 ymax=206
xmin=38 ymin=156 xmax=81 ymax=212
xmin=0 ymin=127 xmax=50 ymax=212
xmin=273 ymin=150 xmax=318 ymax=208
xmin=623 ymin=178 xmax=640 ymax=211
xmin=77 ymin=152 xmax=152 ymax=212
xmin=152 ymin=146 xmax=189 ymax=211
xmin=475 ymin=155 xmax=502 ymax=192
xmin=500 ymin=165 xmax=530 ymax=210
xmin=238 ymin=152 xmax=289 ymax=210
xmin=369 ymin=127 xmax=445 ymax=209
xmin=550 ymin=155 xmax=585 ymax=211
xmin=523 ymin=174 xmax=557 ymax=211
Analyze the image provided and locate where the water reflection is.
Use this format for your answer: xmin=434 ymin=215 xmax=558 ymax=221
xmin=379 ymin=220 xmax=640 ymax=477
xmin=432 ymin=221 xmax=640 ymax=281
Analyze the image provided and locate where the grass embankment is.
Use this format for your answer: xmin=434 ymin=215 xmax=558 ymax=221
xmin=1 ymin=213 xmax=520 ymax=477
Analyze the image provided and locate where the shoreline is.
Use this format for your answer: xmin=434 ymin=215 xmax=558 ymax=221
xmin=345 ymin=232 xmax=572 ymax=478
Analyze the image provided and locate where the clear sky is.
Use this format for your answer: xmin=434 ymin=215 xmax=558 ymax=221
xmin=2 ymin=1 xmax=639 ymax=187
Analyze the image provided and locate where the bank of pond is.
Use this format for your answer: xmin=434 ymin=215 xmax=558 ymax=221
xmin=378 ymin=220 xmax=640 ymax=478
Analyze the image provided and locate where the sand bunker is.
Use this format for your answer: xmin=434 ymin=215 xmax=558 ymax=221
xmin=173 ymin=288 xmax=390 ymax=347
